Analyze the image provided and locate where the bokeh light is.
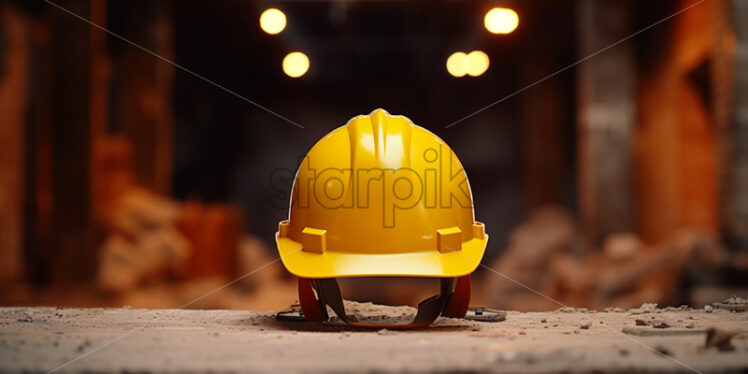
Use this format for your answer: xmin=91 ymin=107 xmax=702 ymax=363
xmin=260 ymin=8 xmax=286 ymax=35
xmin=446 ymin=52 xmax=468 ymax=77
xmin=447 ymin=51 xmax=489 ymax=77
xmin=484 ymin=7 xmax=519 ymax=34
xmin=466 ymin=50 xmax=490 ymax=77
xmin=283 ymin=52 xmax=310 ymax=78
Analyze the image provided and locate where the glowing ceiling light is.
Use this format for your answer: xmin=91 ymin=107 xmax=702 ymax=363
xmin=484 ymin=7 xmax=519 ymax=34
xmin=283 ymin=52 xmax=310 ymax=78
xmin=466 ymin=50 xmax=489 ymax=77
xmin=447 ymin=51 xmax=489 ymax=77
xmin=446 ymin=52 xmax=468 ymax=77
xmin=260 ymin=8 xmax=286 ymax=35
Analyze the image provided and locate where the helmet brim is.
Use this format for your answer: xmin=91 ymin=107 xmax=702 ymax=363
xmin=275 ymin=234 xmax=488 ymax=278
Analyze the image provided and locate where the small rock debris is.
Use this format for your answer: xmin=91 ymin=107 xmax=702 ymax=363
xmin=629 ymin=303 xmax=658 ymax=315
xmin=662 ymin=305 xmax=691 ymax=312
xmin=76 ymin=338 xmax=91 ymax=352
xmin=604 ymin=307 xmax=625 ymax=313
xmin=632 ymin=317 xmax=668 ymax=328
xmin=556 ymin=306 xmax=593 ymax=313
xmin=705 ymin=327 xmax=736 ymax=352
xmin=654 ymin=345 xmax=672 ymax=357
xmin=722 ymin=296 xmax=746 ymax=305
xmin=712 ymin=296 xmax=748 ymax=312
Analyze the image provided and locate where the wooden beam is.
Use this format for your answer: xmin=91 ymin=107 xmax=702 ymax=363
xmin=89 ymin=0 xmax=110 ymax=221
xmin=111 ymin=2 xmax=174 ymax=194
xmin=0 ymin=3 xmax=30 ymax=283
xmin=576 ymin=0 xmax=636 ymax=245
xmin=48 ymin=0 xmax=94 ymax=282
xmin=725 ymin=0 xmax=748 ymax=249
xmin=522 ymin=60 xmax=565 ymax=210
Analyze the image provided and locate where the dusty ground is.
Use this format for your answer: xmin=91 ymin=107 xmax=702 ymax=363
xmin=1 ymin=303 xmax=747 ymax=373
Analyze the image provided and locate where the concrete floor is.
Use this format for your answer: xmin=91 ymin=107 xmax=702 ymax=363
xmin=1 ymin=303 xmax=747 ymax=373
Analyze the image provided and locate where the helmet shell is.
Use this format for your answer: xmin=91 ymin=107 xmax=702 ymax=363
xmin=276 ymin=109 xmax=487 ymax=278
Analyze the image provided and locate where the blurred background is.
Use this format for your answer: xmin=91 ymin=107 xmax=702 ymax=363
xmin=0 ymin=0 xmax=746 ymax=312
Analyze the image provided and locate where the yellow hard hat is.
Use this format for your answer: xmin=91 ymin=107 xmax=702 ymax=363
xmin=275 ymin=109 xmax=487 ymax=327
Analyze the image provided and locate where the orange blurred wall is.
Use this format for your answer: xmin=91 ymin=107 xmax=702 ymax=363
xmin=636 ymin=0 xmax=724 ymax=244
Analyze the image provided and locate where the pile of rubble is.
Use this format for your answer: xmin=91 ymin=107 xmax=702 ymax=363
xmin=483 ymin=206 xmax=733 ymax=311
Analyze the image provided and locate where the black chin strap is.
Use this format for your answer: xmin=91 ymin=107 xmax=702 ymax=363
xmin=314 ymin=278 xmax=454 ymax=329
